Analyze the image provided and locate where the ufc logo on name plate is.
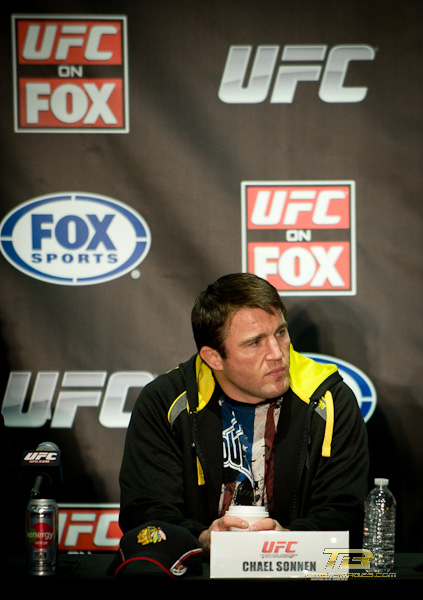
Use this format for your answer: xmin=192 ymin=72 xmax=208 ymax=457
xmin=11 ymin=15 xmax=129 ymax=133
xmin=241 ymin=181 xmax=356 ymax=296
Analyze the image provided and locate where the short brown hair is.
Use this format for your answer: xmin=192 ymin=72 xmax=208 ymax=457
xmin=191 ymin=273 xmax=287 ymax=357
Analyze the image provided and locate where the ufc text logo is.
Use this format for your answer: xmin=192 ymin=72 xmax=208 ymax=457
xmin=2 ymin=370 xmax=154 ymax=429
xmin=23 ymin=451 xmax=59 ymax=463
xmin=219 ymin=45 xmax=376 ymax=104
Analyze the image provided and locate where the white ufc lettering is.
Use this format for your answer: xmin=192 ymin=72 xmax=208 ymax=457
xmin=1 ymin=371 xmax=154 ymax=428
xmin=60 ymin=512 xmax=120 ymax=548
xmin=251 ymin=190 xmax=345 ymax=226
xmin=58 ymin=508 xmax=121 ymax=551
xmin=219 ymin=44 xmax=375 ymax=104
xmin=22 ymin=24 xmax=118 ymax=61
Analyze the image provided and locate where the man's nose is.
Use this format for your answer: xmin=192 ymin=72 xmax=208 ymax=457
xmin=267 ymin=336 xmax=283 ymax=359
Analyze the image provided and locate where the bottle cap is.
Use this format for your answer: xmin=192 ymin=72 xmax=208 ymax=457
xmin=375 ymin=478 xmax=389 ymax=486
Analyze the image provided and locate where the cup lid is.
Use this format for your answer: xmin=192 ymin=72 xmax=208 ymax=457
xmin=226 ymin=505 xmax=269 ymax=515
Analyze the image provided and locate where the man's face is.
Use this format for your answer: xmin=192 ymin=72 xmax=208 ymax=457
xmin=202 ymin=307 xmax=290 ymax=404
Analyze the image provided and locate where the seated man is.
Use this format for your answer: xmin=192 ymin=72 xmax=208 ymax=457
xmin=119 ymin=273 xmax=369 ymax=553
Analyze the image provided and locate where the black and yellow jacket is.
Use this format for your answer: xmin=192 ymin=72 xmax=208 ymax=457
xmin=119 ymin=347 xmax=369 ymax=547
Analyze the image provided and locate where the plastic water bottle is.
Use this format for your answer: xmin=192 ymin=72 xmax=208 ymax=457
xmin=362 ymin=478 xmax=396 ymax=572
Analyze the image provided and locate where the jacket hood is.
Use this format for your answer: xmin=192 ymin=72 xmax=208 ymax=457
xmin=289 ymin=346 xmax=338 ymax=402
xmin=177 ymin=347 xmax=340 ymax=458
xmin=192 ymin=346 xmax=339 ymax=407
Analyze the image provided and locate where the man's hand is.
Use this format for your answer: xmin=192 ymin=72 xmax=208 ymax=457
xmin=198 ymin=515 xmax=248 ymax=553
xmin=198 ymin=516 xmax=289 ymax=553
xmin=249 ymin=517 xmax=290 ymax=532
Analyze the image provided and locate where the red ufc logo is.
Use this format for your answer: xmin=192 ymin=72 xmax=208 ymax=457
xmin=247 ymin=185 xmax=350 ymax=230
xmin=262 ymin=540 xmax=297 ymax=553
xmin=16 ymin=19 xmax=123 ymax=65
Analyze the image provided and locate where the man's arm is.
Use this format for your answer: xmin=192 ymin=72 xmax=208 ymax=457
xmin=287 ymin=382 xmax=369 ymax=545
xmin=119 ymin=381 xmax=204 ymax=535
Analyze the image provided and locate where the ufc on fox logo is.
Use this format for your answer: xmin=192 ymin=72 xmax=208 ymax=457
xmin=11 ymin=15 xmax=129 ymax=132
xmin=241 ymin=181 xmax=356 ymax=296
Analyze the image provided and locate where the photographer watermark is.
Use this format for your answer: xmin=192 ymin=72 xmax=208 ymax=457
xmin=304 ymin=549 xmax=397 ymax=579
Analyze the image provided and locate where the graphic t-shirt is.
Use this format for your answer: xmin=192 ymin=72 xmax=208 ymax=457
xmin=219 ymin=394 xmax=283 ymax=516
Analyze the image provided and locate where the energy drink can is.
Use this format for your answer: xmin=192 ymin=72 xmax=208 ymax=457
xmin=26 ymin=498 xmax=58 ymax=576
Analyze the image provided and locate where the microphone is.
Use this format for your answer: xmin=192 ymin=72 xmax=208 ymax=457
xmin=22 ymin=442 xmax=62 ymax=499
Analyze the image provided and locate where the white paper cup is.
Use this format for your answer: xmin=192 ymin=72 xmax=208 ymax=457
xmin=226 ymin=505 xmax=269 ymax=531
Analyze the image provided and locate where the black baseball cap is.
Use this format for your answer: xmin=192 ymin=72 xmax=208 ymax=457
xmin=107 ymin=521 xmax=203 ymax=579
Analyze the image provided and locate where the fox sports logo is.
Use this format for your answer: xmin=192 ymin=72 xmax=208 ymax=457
xmin=305 ymin=353 xmax=376 ymax=422
xmin=0 ymin=192 xmax=151 ymax=285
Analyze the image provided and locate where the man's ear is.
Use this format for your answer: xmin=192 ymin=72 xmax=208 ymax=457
xmin=199 ymin=346 xmax=224 ymax=371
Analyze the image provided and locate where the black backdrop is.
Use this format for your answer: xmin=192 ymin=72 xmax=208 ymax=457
xmin=1 ymin=0 xmax=422 ymax=553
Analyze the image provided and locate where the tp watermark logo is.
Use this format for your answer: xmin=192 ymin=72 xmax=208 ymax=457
xmin=324 ymin=548 xmax=373 ymax=570
xmin=311 ymin=549 xmax=397 ymax=579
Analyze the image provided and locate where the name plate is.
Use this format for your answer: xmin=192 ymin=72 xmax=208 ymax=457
xmin=210 ymin=530 xmax=349 ymax=579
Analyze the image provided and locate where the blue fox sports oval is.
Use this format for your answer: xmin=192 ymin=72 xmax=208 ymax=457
xmin=0 ymin=193 xmax=151 ymax=285
xmin=305 ymin=353 xmax=377 ymax=422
